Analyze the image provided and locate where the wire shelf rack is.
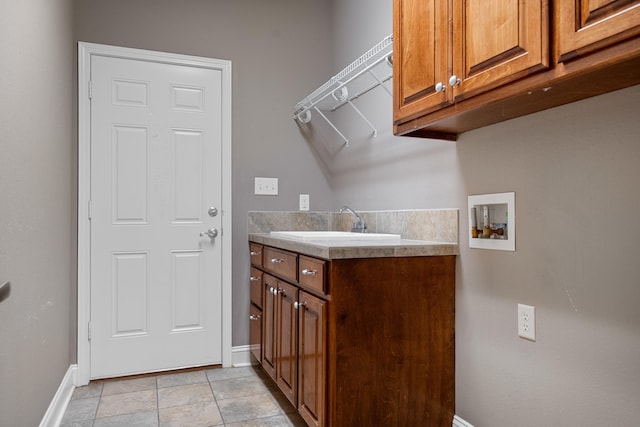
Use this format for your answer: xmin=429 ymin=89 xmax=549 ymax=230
xmin=293 ymin=35 xmax=393 ymax=145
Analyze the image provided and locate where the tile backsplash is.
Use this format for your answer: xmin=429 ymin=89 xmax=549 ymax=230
xmin=248 ymin=209 xmax=458 ymax=243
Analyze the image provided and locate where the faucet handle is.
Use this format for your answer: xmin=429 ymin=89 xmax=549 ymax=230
xmin=351 ymin=222 xmax=367 ymax=233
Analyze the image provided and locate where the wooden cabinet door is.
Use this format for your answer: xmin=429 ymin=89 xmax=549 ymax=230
xmin=393 ymin=0 xmax=451 ymax=123
xmin=276 ymin=281 xmax=298 ymax=406
xmin=262 ymin=274 xmax=278 ymax=380
xmin=249 ymin=304 xmax=262 ymax=363
xmin=298 ymin=291 xmax=326 ymax=427
xmin=555 ymin=0 xmax=640 ymax=62
xmin=452 ymin=0 xmax=549 ymax=101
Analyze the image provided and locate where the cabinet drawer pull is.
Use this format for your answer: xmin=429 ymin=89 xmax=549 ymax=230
xmin=250 ymin=276 xmax=260 ymax=281
xmin=250 ymin=251 xmax=261 ymax=256
xmin=270 ymin=258 xmax=284 ymax=264
xmin=249 ymin=314 xmax=261 ymax=320
xmin=301 ymin=268 xmax=317 ymax=276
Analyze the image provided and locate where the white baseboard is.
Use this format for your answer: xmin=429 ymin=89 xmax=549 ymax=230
xmin=232 ymin=345 xmax=255 ymax=367
xmin=40 ymin=364 xmax=76 ymax=427
xmin=453 ymin=415 xmax=475 ymax=427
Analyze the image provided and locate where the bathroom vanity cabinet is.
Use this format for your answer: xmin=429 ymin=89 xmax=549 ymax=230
xmin=248 ymin=237 xmax=456 ymax=427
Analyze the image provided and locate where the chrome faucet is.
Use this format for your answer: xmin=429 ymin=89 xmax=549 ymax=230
xmin=339 ymin=206 xmax=367 ymax=233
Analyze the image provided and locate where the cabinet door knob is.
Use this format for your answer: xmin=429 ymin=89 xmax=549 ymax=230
xmin=269 ymin=286 xmax=276 ymax=295
xmin=250 ymin=276 xmax=260 ymax=282
xmin=294 ymin=301 xmax=307 ymax=310
xmin=270 ymin=258 xmax=284 ymax=264
xmin=250 ymin=251 xmax=261 ymax=256
xmin=435 ymin=82 xmax=446 ymax=93
xmin=302 ymin=268 xmax=317 ymax=276
xmin=249 ymin=314 xmax=261 ymax=320
xmin=448 ymin=75 xmax=461 ymax=87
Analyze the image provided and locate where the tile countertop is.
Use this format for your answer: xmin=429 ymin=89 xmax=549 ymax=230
xmin=248 ymin=233 xmax=459 ymax=260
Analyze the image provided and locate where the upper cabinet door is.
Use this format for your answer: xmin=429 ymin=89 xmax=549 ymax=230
xmin=451 ymin=0 xmax=550 ymax=101
xmin=556 ymin=0 xmax=640 ymax=62
xmin=393 ymin=0 xmax=451 ymax=122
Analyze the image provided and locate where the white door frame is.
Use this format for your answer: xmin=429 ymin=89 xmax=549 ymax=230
xmin=77 ymin=42 xmax=233 ymax=386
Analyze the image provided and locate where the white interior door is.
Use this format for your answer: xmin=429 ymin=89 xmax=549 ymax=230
xmin=89 ymin=54 xmax=224 ymax=378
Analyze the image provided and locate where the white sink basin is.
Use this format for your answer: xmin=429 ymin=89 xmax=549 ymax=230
xmin=269 ymin=231 xmax=402 ymax=242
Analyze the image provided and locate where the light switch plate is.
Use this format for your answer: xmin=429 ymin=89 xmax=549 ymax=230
xmin=254 ymin=177 xmax=278 ymax=195
xmin=299 ymin=194 xmax=309 ymax=211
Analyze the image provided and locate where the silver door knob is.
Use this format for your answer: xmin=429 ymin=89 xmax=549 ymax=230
xmin=448 ymin=75 xmax=461 ymax=86
xmin=200 ymin=228 xmax=218 ymax=239
xmin=435 ymin=82 xmax=445 ymax=93
xmin=208 ymin=207 xmax=218 ymax=217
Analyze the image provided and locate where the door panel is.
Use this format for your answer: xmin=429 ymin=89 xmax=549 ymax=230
xmin=112 ymin=126 xmax=148 ymax=223
xmin=277 ymin=281 xmax=298 ymax=406
xmin=556 ymin=0 xmax=640 ymax=62
xmin=298 ymin=292 xmax=326 ymax=427
xmin=112 ymin=252 xmax=149 ymax=336
xmin=262 ymin=274 xmax=278 ymax=380
xmin=90 ymin=54 xmax=223 ymax=378
xmin=393 ymin=0 xmax=451 ymax=122
xmin=453 ymin=0 xmax=549 ymax=100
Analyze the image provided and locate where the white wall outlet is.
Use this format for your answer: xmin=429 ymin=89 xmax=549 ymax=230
xmin=299 ymin=194 xmax=310 ymax=211
xmin=254 ymin=177 xmax=278 ymax=195
xmin=518 ymin=304 xmax=536 ymax=341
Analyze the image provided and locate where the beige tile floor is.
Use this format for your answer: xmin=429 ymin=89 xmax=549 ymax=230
xmin=60 ymin=365 xmax=307 ymax=426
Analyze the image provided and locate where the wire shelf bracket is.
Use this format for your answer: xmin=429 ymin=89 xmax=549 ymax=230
xmin=294 ymin=35 xmax=393 ymax=146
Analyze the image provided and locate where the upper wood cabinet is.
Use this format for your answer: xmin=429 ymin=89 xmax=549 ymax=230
xmin=393 ymin=0 xmax=549 ymax=124
xmin=394 ymin=0 xmax=640 ymax=139
xmin=452 ymin=0 xmax=549 ymax=100
xmin=555 ymin=0 xmax=640 ymax=62
xmin=393 ymin=0 xmax=450 ymax=120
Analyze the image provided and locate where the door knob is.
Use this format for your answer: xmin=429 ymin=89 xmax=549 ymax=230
xmin=435 ymin=82 xmax=445 ymax=93
xmin=448 ymin=75 xmax=461 ymax=86
xmin=200 ymin=228 xmax=218 ymax=239
xmin=208 ymin=207 xmax=218 ymax=217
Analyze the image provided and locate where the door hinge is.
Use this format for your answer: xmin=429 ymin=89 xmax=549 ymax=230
xmin=88 ymin=200 xmax=92 ymax=220
xmin=88 ymin=322 xmax=92 ymax=341
xmin=88 ymin=81 xmax=92 ymax=99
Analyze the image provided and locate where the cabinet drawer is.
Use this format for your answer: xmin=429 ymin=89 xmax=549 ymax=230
xmin=299 ymin=256 xmax=326 ymax=295
xmin=249 ymin=243 xmax=263 ymax=267
xmin=250 ymin=267 xmax=263 ymax=308
xmin=263 ymin=247 xmax=297 ymax=282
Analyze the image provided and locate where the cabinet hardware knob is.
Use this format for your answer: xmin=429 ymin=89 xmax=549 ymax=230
xmin=249 ymin=314 xmax=261 ymax=320
xmin=250 ymin=251 xmax=261 ymax=256
xmin=435 ymin=82 xmax=445 ymax=93
xmin=448 ymin=75 xmax=461 ymax=87
xmin=302 ymin=268 xmax=317 ymax=276
xmin=250 ymin=276 xmax=260 ymax=281
xmin=270 ymin=258 xmax=284 ymax=264
xmin=269 ymin=286 xmax=276 ymax=295
xmin=294 ymin=301 xmax=307 ymax=310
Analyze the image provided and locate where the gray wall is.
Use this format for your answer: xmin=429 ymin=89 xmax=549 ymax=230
xmin=0 ymin=0 xmax=76 ymax=425
xmin=328 ymin=1 xmax=640 ymax=426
